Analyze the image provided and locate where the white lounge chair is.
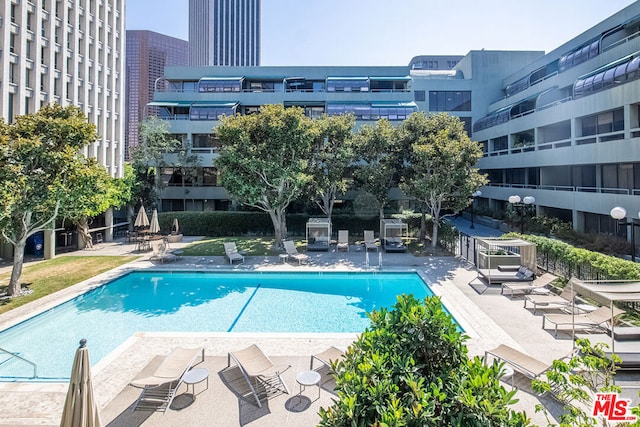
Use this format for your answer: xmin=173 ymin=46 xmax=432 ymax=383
xmin=283 ymin=240 xmax=310 ymax=265
xmin=484 ymin=344 xmax=550 ymax=380
xmin=227 ymin=344 xmax=290 ymax=407
xmin=364 ymin=230 xmax=377 ymax=252
xmin=543 ymin=306 xmax=623 ymax=337
xmin=501 ymin=272 xmax=558 ymax=297
xmin=129 ymin=347 xmax=204 ymax=413
xmin=223 ymin=242 xmax=245 ymax=265
xmin=310 ymin=346 xmax=345 ymax=370
xmin=524 ymin=287 xmax=575 ymax=314
xmin=336 ymin=230 xmax=349 ymax=252
xmin=149 ymin=238 xmax=177 ymax=264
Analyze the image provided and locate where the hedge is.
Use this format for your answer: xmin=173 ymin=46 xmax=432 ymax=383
xmin=157 ymin=211 xmax=380 ymax=237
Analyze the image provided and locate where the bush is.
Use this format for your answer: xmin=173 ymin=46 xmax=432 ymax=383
xmin=319 ymin=295 xmax=530 ymax=427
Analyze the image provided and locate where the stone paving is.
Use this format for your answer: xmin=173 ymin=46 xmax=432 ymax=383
xmin=0 ymin=228 xmax=637 ymax=426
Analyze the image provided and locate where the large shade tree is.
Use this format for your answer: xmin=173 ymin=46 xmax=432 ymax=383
xmin=399 ymin=112 xmax=487 ymax=247
xmin=215 ymin=104 xmax=316 ymax=247
xmin=0 ymin=105 xmax=119 ymax=296
xmin=307 ymin=113 xmax=356 ymax=221
xmin=352 ymin=119 xmax=402 ymax=235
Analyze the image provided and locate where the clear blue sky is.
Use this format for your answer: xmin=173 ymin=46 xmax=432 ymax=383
xmin=126 ymin=0 xmax=638 ymax=66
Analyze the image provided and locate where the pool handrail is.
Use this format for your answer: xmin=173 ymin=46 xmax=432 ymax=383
xmin=0 ymin=347 xmax=37 ymax=378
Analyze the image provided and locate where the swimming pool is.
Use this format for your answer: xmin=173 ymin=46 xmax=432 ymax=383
xmin=0 ymin=271 xmax=434 ymax=380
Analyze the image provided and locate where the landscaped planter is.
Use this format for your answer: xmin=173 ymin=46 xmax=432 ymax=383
xmin=477 ymin=251 xmax=520 ymax=269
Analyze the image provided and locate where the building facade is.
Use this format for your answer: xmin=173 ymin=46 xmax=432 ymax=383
xmin=188 ymin=0 xmax=260 ymax=66
xmin=148 ymin=2 xmax=640 ymax=245
xmin=126 ymin=30 xmax=188 ymax=160
xmin=0 ymin=0 xmax=125 ymax=179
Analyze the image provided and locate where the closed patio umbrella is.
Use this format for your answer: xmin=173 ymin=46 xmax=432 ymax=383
xmin=60 ymin=339 xmax=102 ymax=427
xmin=149 ymin=209 xmax=160 ymax=234
xmin=172 ymin=218 xmax=179 ymax=235
xmin=134 ymin=206 xmax=149 ymax=228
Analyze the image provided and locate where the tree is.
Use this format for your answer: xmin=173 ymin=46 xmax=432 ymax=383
xmin=130 ymin=115 xmax=184 ymax=207
xmin=307 ymin=114 xmax=356 ymax=221
xmin=0 ymin=105 xmax=113 ymax=296
xmin=319 ymin=295 xmax=530 ymax=426
xmin=215 ymin=104 xmax=316 ymax=247
xmin=352 ymin=119 xmax=401 ymax=235
xmin=399 ymin=112 xmax=487 ymax=248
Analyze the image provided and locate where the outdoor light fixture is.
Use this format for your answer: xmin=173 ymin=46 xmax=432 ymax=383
xmin=509 ymin=195 xmax=535 ymax=233
xmin=610 ymin=206 xmax=640 ymax=262
xmin=470 ymin=190 xmax=482 ymax=229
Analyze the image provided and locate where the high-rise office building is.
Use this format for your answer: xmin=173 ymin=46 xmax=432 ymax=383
xmin=126 ymin=30 xmax=188 ymax=159
xmin=0 ymin=0 xmax=125 ymax=179
xmin=188 ymin=0 xmax=260 ymax=66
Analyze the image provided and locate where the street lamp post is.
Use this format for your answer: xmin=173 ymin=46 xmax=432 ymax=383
xmin=508 ymin=195 xmax=535 ymax=234
xmin=610 ymin=206 xmax=640 ymax=262
xmin=470 ymin=190 xmax=482 ymax=229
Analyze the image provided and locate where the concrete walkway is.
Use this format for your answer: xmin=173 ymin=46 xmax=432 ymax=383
xmin=0 ymin=227 xmax=636 ymax=426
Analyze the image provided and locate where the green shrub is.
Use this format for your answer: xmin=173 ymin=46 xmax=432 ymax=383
xmin=319 ymin=295 xmax=530 ymax=427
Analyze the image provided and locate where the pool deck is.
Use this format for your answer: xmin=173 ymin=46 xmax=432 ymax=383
xmin=0 ymin=231 xmax=637 ymax=426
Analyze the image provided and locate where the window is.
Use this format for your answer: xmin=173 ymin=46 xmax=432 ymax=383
xmin=202 ymin=168 xmax=218 ymax=186
xmin=429 ymin=91 xmax=471 ymax=111
xmin=198 ymin=78 xmax=242 ymax=92
xmin=189 ymin=105 xmax=236 ymax=121
xmin=414 ymin=90 xmax=425 ymax=102
xmin=326 ymin=78 xmax=369 ymax=92
xmin=581 ymin=109 xmax=624 ymax=136
xmin=9 ymin=33 xmax=17 ymax=54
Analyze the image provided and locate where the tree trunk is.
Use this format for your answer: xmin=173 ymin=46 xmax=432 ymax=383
xmin=431 ymin=219 xmax=439 ymax=248
xmin=379 ymin=206 xmax=385 ymax=241
xmin=8 ymin=238 xmax=27 ymax=296
xmin=268 ymin=208 xmax=288 ymax=248
xmin=420 ymin=206 xmax=427 ymax=241
xmin=77 ymin=218 xmax=93 ymax=250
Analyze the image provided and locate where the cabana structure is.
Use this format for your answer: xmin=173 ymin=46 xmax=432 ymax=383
xmin=381 ymin=219 xmax=408 ymax=252
xmin=476 ymin=238 xmax=537 ymax=285
xmin=572 ymin=278 xmax=640 ymax=369
xmin=306 ymin=218 xmax=331 ymax=251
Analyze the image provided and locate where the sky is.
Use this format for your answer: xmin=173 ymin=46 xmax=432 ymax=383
xmin=126 ymin=0 xmax=639 ymax=66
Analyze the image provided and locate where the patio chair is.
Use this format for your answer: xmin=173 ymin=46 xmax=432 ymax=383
xmin=542 ymin=305 xmax=623 ymax=338
xmin=227 ymin=344 xmax=290 ymax=408
xmin=223 ymin=242 xmax=245 ymax=265
xmin=283 ymin=240 xmax=310 ymax=265
xmin=501 ymin=272 xmax=558 ymax=297
xmin=524 ymin=286 xmax=575 ymax=314
xmin=310 ymin=346 xmax=345 ymax=370
xmin=129 ymin=347 xmax=204 ymax=413
xmin=364 ymin=230 xmax=377 ymax=252
xmin=484 ymin=344 xmax=551 ymax=380
xmin=336 ymin=230 xmax=349 ymax=252
xmin=150 ymin=238 xmax=177 ymax=264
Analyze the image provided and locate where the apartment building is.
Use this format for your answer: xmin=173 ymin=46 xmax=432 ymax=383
xmin=0 ymin=0 xmax=125 ymax=258
xmin=148 ymin=2 xmax=640 ymax=244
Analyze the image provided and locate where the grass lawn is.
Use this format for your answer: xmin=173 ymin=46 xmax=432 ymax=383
xmin=0 ymin=256 xmax=137 ymax=315
xmin=179 ymin=236 xmax=286 ymax=256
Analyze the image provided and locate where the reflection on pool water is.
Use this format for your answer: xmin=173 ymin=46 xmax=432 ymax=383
xmin=0 ymin=271 xmax=434 ymax=380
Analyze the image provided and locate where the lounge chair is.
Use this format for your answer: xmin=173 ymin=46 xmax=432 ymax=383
xmin=501 ymin=272 xmax=558 ymax=297
xmin=364 ymin=230 xmax=377 ymax=252
xmin=310 ymin=346 xmax=345 ymax=370
xmin=129 ymin=347 xmax=205 ymax=413
xmin=223 ymin=242 xmax=245 ymax=265
xmin=283 ymin=240 xmax=310 ymax=265
xmin=227 ymin=344 xmax=290 ymax=407
xmin=150 ymin=238 xmax=177 ymax=264
xmin=543 ymin=306 xmax=623 ymax=338
xmin=336 ymin=230 xmax=349 ymax=252
xmin=524 ymin=286 xmax=575 ymax=314
xmin=484 ymin=344 xmax=550 ymax=380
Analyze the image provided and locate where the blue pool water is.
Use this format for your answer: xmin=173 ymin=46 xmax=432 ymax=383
xmin=0 ymin=271 xmax=433 ymax=380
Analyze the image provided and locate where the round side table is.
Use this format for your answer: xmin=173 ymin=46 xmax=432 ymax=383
xmin=296 ymin=370 xmax=321 ymax=402
xmin=279 ymin=253 xmax=289 ymax=263
xmin=182 ymin=368 xmax=209 ymax=399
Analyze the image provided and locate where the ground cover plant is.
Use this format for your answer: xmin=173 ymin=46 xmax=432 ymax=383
xmin=319 ymin=294 xmax=530 ymax=426
xmin=0 ymin=256 xmax=136 ymax=314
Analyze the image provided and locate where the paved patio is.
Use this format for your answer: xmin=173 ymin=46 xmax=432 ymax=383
xmin=0 ymin=227 xmax=637 ymax=426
